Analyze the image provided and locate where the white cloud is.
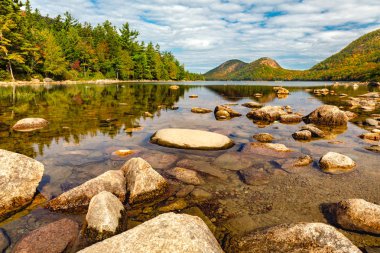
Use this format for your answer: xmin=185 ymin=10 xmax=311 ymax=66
xmin=29 ymin=0 xmax=380 ymax=72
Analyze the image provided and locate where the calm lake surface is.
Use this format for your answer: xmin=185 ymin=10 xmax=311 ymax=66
xmin=1 ymin=81 xmax=379 ymax=251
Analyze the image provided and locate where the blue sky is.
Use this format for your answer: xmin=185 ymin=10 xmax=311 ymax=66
xmin=30 ymin=0 xmax=380 ymax=73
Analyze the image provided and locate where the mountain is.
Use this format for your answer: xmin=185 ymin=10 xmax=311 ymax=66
xmin=204 ymin=59 xmax=247 ymax=80
xmin=205 ymin=57 xmax=302 ymax=81
xmin=310 ymin=29 xmax=380 ymax=81
xmin=204 ymin=29 xmax=380 ymax=81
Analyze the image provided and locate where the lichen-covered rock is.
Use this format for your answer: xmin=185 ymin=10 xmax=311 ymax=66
xmin=292 ymin=130 xmax=312 ymax=140
xmin=214 ymin=105 xmax=242 ymax=120
xmin=300 ymin=124 xmax=326 ymax=137
xmin=253 ymin=133 xmax=274 ymax=143
xmin=12 ymin=118 xmax=48 ymax=132
xmin=319 ymin=152 xmax=356 ymax=174
xmin=121 ymin=158 xmax=167 ymax=204
xmin=0 ymin=149 xmax=44 ymax=220
xmin=303 ymin=105 xmax=348 ymax=126
xmin=241 ymin=101 xmax=263 ymax=108
xmin=78 ymin=213 xmax=223 ymax=253
xmin=85 ymin=191 xmax=125 ymax=241
xmin=47 ymin=170 xmax=126 ymax=211
xmin=227 ymin=222 xmax=361 ymax=253
xmin=280 ymin=114 xmax=302 ymax=123
xmin=151 ymin=128 xmax=234 ymax=150
xmin=246 ymin=106 xmax=287 ymax=122
xmin=167 ymin=167 xmax=204 ymax=185
xmin=335 ymin=199 xmax=380 ymax=235
xmin=13 ymin=218 xmax=79 ymax=253
xmin=191 ymin=107 xmax=212 ymax=114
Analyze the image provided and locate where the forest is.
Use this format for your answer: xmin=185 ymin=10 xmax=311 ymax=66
xmin=0 ymin=0 xmax=204 ymax=81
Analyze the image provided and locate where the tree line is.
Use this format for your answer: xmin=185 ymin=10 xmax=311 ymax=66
xmin=0 ymin=0 xmax=204 ymax=81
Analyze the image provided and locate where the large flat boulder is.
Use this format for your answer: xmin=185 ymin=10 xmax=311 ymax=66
xmin=78 ymin=213 xmax=223 ymax=253
xmin=13 ymin=218 xmax=79 ymax=253
xmin=303 ymin=105 xmax=348 ymax=126
xmin=121 ymin=158 xmax=167 ymax=204
xmin=47 ymin=170 xmax=126 ymax=211
xmin=85 ymin=191 xmax=125 ymax=241
xmin=335 ymin=199 xmax=380 ymax=235
xmin=12 ymin=118 xmax=48 ymax=132
xmin=0 ymin=149 xmax=44 ymax=220
xmin=319 ymin=152 xmax=356 ymax=174
xmin=227 ymin=222 xmax=361 ymax=253
xmin=151 ymin=128 xmax=234 ymax=150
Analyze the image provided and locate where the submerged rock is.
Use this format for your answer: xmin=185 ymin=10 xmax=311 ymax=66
xmin=85 ymin=191 xmax=125 ymax=241
xmin=176 ymin=185 xmax=195 ymax=198
xmin=121 ymin=157 xmax=167 ymax=204
xmin=13 ymin=218 xmax=79 ymax=253
xmin=253 ymin=133 xmax=274 ymax=143
xmin=246 ymin=106 xmax=287 ymax=122
xmin=319 ymin=152 xmax=356 ymax=174
xmin=78 ymin=213 xmax=223 ymax=253
xmin=214 ymin=105 xmax=242 ymax=120
xmin=365 ymin=145 xmax=380 ymax=153
xmin=191 ymin=107 xmax=212 ymax=114
xmin=292 ymin=130 xmax=312 ymax=140
xmin=227 ymin=222 xmax=361 ymax=253
xmin=213 ymin=152 xmax=254 ymax=171
xmin=241 ymin=101 xmax=263 ymax=108
xmin=335 ymin=199 xmax=380 ymax=235
xmin=177 ymin=159 xmax=227 ymax=180
xmin=0 ymin=229 xmax=9 ymax=253
xmin=238 ymin=168 xmax=270 ymax=186
xmin=303 ymin=105 xmax=348 ymax=126
xmin=0 ymin=149 xmax=44 ymax=220
xmin=168 ymin=167 xmax=204 ymax=185
xmin=12 ymin=118 xmax=48 ymax=132
xmin=300 ymin=124 xmax=326 ymax=138
xmin=242 ymin=142 xmax=292 ymax=158
xmin=276 ymin=155 xmax=313 ymax=173
xmin=158 ymin=198 xmax=188 ymax=212
xmin=190 ymin=188 xmax=212 ymax=200
xmin=47 ymin=170 xmax=126 ymax=211
xmin=151 ymin=128 xmax=234 ymax=150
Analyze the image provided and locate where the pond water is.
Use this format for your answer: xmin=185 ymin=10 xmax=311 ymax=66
xmin=0 ymin=81 xmax=379 ymax=251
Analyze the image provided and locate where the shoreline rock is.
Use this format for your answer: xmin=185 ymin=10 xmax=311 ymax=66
xmin=13 ymin=218 xmax=79 ymax=253
xmin=335 ymin=199 xmax=380 ymax=235
xmin=121 ymin=158 xmax=167 ymax=204
xmin=85 ymin=191 xmax=126 ymax=241
xmin=0 ymin=149 xmax=44 ymax=221
xmin=227 ymin=222 xmax=361 ymax=253
xmin=246 ymin=106 xmax=287 ymax=122
xmin=214 ymin=105 xmax=242 ymax=120
xmin=191 ymin=107 xmax=212 ymax=114
xmin=253 ymin=133 xmax=274 ymax=143
xmin=47 ymin=170 xmax=126 ymax=211
xmin=78 ymin=213 xmax=224 ymax=253
xmin=303 ymin=105 xmax=348 ymax=126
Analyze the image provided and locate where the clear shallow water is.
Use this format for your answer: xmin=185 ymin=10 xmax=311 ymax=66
xmin=0 ymin=82 xmax=379 ymax=251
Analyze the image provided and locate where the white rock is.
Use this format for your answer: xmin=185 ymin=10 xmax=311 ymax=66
xmin=12 ymin=118 xmax=48 ymax=132
xmin=78 ymin=213 xmax=224 ymax=253
xmin=121 ymin=158 xmax=167 ymax=204
xmin=151 ymin=128 xmax=234 ymax=150
xmin=86 ymin=191 xmax=125 ymax=240
xmin=319 ymin=152 xmax=356 ymax=174
xmin=47 ymin=170 xmax=126 ymax=211
xmin=0 ymin=149 xmax=44 ymax=220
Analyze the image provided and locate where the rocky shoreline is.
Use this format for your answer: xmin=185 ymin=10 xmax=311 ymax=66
xmin=0 ymin=82 xmax=379 ymax=252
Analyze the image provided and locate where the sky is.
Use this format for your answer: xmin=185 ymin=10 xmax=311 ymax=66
xmin=29 ymin=0 xmax=380 ymax=73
